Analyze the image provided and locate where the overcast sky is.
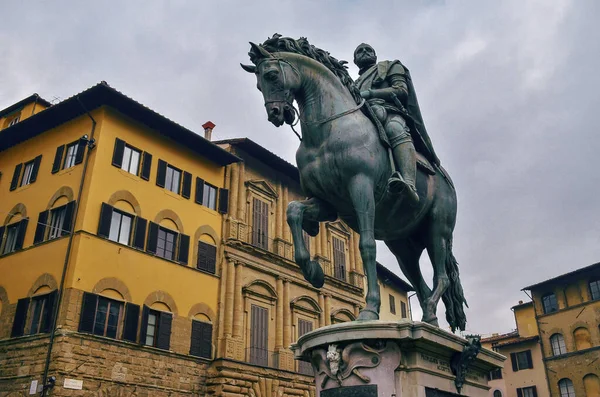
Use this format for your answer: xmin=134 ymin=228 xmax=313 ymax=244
xmin=2 ymin=1 xmax=599 ymax=335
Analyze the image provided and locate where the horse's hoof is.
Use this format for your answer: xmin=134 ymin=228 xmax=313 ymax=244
xmin=303 ymin=261 xmax=324 ymax=288
xmin=422 ymin=316 xmax=439 ymax=327
xmin=357 ymin=309 xmax=379 ymax=321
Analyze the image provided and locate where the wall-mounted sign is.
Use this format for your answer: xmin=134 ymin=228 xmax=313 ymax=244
xmin=29 ymin=380 xmax=38 ymax=395
xmin=64 ymin=378 xmax=84 ymax=390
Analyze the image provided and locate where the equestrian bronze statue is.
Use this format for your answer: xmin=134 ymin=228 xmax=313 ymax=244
xmin=241 ymin=34 xmax=468 ymax=331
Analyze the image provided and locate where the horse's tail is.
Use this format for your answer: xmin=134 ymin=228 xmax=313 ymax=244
xmin=442 ymin=239 xmax=468 ymax=332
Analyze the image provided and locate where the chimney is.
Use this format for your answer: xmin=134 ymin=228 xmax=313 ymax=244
xmin=202 ymin=121 xmax=216 ymax=141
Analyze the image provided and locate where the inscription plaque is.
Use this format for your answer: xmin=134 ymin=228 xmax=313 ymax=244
xmin=321 ymin=385 xmax=378 ymax=397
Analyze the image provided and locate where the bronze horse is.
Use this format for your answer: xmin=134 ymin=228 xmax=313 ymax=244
xmin=242 ymin=36 xmax=467 ymax=331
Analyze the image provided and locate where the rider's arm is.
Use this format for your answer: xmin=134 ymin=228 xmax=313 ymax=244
xmin=364 ymin=73 xmax=408 ymax=103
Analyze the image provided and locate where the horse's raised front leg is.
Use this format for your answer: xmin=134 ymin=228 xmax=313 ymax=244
xmin=348 ymin=174 xmax=380 ymax=321
xmin=287 ymin=197 xmax=337 ymax=288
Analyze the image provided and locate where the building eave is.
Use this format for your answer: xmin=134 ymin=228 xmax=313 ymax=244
xmin=0 ymin=82 xmax=241 ymax=166
xmin=376 ymin=262 xmax=414 ymax=292
xmin=0 ymin=93 xmax=52 ymax=118
xmin=522 ymin=261 xmax=600 ymax=291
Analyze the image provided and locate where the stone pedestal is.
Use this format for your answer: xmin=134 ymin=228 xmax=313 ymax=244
xmin=291 ymin=320 xmax=504 ymax=397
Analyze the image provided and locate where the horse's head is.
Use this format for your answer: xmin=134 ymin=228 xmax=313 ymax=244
xmin=241 ymin=42 xmax=299 ymax=127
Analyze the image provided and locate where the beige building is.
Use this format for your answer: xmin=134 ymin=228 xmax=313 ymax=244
xmin=482 ymin=301 xmax=550 ymax=397
xmin=207 ymin=138 xmax=367 ymax=396
xmin=523 ymin=262 xmax=600 ymax=397
xmin=376 ymin=262 xmax=413 ymax=322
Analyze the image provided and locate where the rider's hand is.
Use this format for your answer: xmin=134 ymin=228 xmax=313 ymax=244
xmin=360 ymin=90 xmax=371 ymax=99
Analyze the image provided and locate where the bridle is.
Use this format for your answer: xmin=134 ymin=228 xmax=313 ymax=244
xmin=259 ymin=57 xmax=365 ymax=141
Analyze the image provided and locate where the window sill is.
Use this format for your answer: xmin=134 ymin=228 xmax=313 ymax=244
xmin=57 ymin=165 xmax=79 ymax=176
xmin=12 ymin=182 xmax=33 ymax=193
xmin=118 ymin=168 xmax=141 ymax=181
xmin=163 ymin=189 xmax=183 ymax=200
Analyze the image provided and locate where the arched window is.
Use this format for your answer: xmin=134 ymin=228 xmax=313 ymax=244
xmin=573 ymin=327 xmax=592 ymax=350
xmin=34 ymin=196 xmax=75 ymax=244
xmin=590 ymin=279 xmax=600 ymax=301
xmin=493 ymin=391 xmax=502 ymax=397
xmin=583 ymin=374 xmax=600 ymax=397
xmin=190 ymin=313 xmax=213 ymax=359
xmin=197 ymin=234 xmax=217 ymax=274
xmin=141 ymin=302 xmax=173 ymax=350
xmin=559 ymin=378 xmax=575 ymax=397
xmin=1 ymin=206 xmax=28 ymax=255
xmin=550 ymin=333 xmax=567 ymax=356
xmin=542 ymin=292 xmax=558 ymax=313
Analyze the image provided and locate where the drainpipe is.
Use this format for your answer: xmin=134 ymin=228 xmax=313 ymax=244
xmin=408 ymin=292 xmax=416 ymax=321
xmin=30 ymin=95 xmax=40 ymax=116
xmin=41 ymin=97 xmax=97 ymax=396
xmin=523 ymin=289 xmax=553 ymax=397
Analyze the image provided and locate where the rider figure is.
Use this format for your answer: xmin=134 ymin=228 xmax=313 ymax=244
xmin=353 ymin=43 xmax=440 ymax=203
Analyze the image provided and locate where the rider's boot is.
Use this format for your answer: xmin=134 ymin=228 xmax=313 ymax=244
xmin=387 ymin=141 xmax=419 ymax=203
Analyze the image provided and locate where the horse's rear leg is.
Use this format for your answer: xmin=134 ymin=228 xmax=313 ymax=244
xmin=425 ymin=223 xmax=452 ymax=327
xmin=348 ymin=174 xmax=379 ymax=321
xmin=384 ymin=238 xmax=434 ymax=324
xmin=287 ymin=197 xmax=337 ymax=288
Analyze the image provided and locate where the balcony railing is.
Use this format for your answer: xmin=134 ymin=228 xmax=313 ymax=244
xmin=246 ymin=347 xmax=279 ymax=369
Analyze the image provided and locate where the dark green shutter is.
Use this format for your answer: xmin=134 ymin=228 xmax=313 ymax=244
xmin=190 ymin=320 xmax=212 ymax=358
xmin=182 ymin=172 xmax=192 ymax=199
xmin=112 ymin=138 xmax=126 ymax=167
xmin=156 ymin=312 xmax=172 ymax=350
xmin=15 ymin=218 xmax=29 ymax=250
xmin=11 ymin=298 xmax=30 ymax=337
xmin=195 ymin=177 xmax=205 ymax=204
xmin=132 ymin=217 xmax=147 ymax=250
xmin=146 ymin=222 xmax=159 ymax=254
xmin=218 ymin=188 xmax=229 ymax=214
xmin=78 ymin=292 xmax=98 ymax=333
xmin=531 ymin=386 xmax=538 ymax=397
xmin=178 ymin=234 xmax=190 ymax=264
xmin=74 ymin=138 xmax=86 ymax=165
xmin=10 ymin=163 xmax=22 ymax=191
xmin=122 ymin=303 xmax=140 ymax=342
xmin=0 ymin=226 xmax=5 ymax=246
xmin=156 ymin=160 xmax=167 ymax=187
xmin=197 ymin=241 xmax=208 ymax=271
xmin=97 ymin=203 xmax=113 ymax=238
xmin=52 ymin=145 xmax=65 ymax=174
xmin=140 ymin=152 xmax=152 ymax=180
xmin=61 ymin=201 xmax=76 ymax=236
xmin=29 ymin=155 xmax=42 ymax=183
xmin=517 ymin=389 xmax=523 ymax=397
xmin=41 ymin=290 xmax=58 ymax=333
xmin=139 ymin=305 xmax=150 ymax=345
xmin=207 ymin=244 xmax=217 ymax=274
xmin=34 ymin=210 xmax=49 ymax=244
xmin=525 ymin=350 xmax=533 ymax=369
xmin=510 ymin=352 xmax=518 ymax=371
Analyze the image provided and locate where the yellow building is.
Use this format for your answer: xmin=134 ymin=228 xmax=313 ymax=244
xmin=0 ymin=82 xmax=239 ymax=395
xmin=523 ymin=262 xmax=600 ymax=397
xmin=376 ymin=262 xmax=412 ymax=322
xmin=482 ymin=301 xmax=550 ymax=397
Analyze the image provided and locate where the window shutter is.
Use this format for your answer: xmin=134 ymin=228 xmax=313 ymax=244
xmin=146 ymin=222 xmax=159 ymax=254
xmin=218 ymin=188 xmax=229 ymax=214
xmin=525 ymin=350 xmax=533 ymax=369
xmin=140 ymin=152 xmax=152 ymax=180
xmin=197 ymin=241 xmax=208 ymax=271
xmin=182 ymin=172 xmax=192 ymax=199
xmin=15 ymin=218 xmax=29 ymax=250
xmin=74 ymin=138 xmax=86 ymax=165
xmin=195 ymin=177 xmax=205 ymax=204
xmin=52 ymin=145 xmax=65 ymax=174
xmin=62 ymin=201 xmax=76 ymax=236
xmin=531 ymin=386 xmax=538 ymax=397
xmin=29 ymin=155 xmax=42 ymax=183
xmin=122 ymin=303 xmax=140 ymax=343
xmin=517 ymin=389 xmax=523 ymax=397
xmin=132 ymin=217 xmax=147 ymax=250
xmin=178 ymin=234 xmax=190 ymax=264
xmin=97 ymin=203 xmax=113 ymax=238
xmin=139 ymin=305 xmax=150 ymax=345
xmin=510 ymin=352 xmax=518 ymax=372
xmin=78 ymin=292 xmax=98 ymax=333
xmin=112 ymin=138 xmax=126 ymax=167
xmin=34 ymin=210 xmax=49 ymax=244
xmin=156 ymin=312 xmax=172 ymax=350
xmin=156 ymin=160 xmax=167 ymax=187
xmin=207 ymin=244 xmax=217 ymax=274
xmin=0 ymin=226 xmax=5 ymax=246
xmin=10 ymin=163 xmax=22 ymax=191
xmin=200 ymin=322 xmax=213 ymax=358
xmin=41 ymin=290 xmax=58 ymax=333
xmin=11 ymin=298 xmax=30 ymax=337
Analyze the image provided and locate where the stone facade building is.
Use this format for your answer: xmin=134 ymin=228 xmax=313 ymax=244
xmin=523 ymin=262 xmax=600 ymax=397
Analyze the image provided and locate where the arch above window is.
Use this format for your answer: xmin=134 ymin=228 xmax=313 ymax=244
xmin=584 ymin=374 xmax=600 ymax=397
xmin=107 ymin=190 xmax=142 ymax=217
xmin=573 ymin=326 xmax=592 ymax=350
xmin=331 ymin=308 xmax=356 ymax=324
xmin=3 ymin=203 xmax=27 ymax=225
xmin=47 ymin=186 xmax=75 ymax=209
xmin=154 ymin=209 xmax=184 ymax=233
xmin=558 ymin=378 xmax=575 ymax=397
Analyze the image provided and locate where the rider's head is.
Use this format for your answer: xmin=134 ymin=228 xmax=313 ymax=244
xmin=354 ymin=43 xmax=377 ymax=70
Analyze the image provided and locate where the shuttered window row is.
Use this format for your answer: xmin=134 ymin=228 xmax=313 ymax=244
xmin=33 ymin=201 xmax=76 ymax=244
xmin=11 ymin=291 xmax=58 ymax=337
xmin=0 ymin=218 xmax=29 ymax=255
xmin=10 ymin=155 xmax=42 ymax=191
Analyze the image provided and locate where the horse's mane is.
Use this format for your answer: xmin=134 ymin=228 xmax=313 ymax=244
xmin=252 ymin=34 xmax=361 ymax=103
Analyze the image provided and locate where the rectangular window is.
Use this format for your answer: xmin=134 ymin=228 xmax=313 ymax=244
xmin=511 ymin=350 xmax=533 ymax=371
xmin=197 ymin=241 xmax=217 ymax=274
xmin=250 ymin=304 xmax=269 ymax=366
xmin=141 ymin=306 xmax=172 ymax=350
xmin=156 ymin=227 xmax=177 ymax=260
xmin=122 ymin=145 xmax=141 ymax=175
xmin=297 ymin=319 xmax=313 ymax=375
xmin=332 ymin=236 xmax=346 ymax=281
xmin=145 ymin=310 xmax=158 ymax=346
xmin=401 ymin=301 xmax=407 ymax=318
xmin=2 ymin=223 xmax=20 ymax=254
xmin=48 ymin=206 xmax=67 ymax=240
xmin=108 ymin=210 xmax=133 ymax=245
xmin=542 ymin=293 xmax=558 ymax=314
xmin=20 ymin=160 xmax=35 ymax=187
xmin=190 ymin=320 xmax=213 ymax=358
xmin=63 ymin=142 xmax=79 ymax=169
xmin=28 ymin=295 xmax=50 ymax=335
xmin=489 ymin=368 xmax=502 ymax=380
xmin=517 ymin=386 xmax=537 ymax=397
xmin=165 ymin=165 xmax=181 ymax=194
xmin=252 ymin=198 xmax=269 ymax=250
xmin=93 ymin=297 xmax=123 ymax=339
xmin=590 ymin=279 xmax=600 ymax=300
xmin=389 ymin=294 xmax=396 ymax=314
xmin=202 ymin=183 xmax=217 ymax=210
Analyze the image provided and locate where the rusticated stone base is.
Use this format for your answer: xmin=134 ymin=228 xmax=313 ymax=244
xmin=291 ymin=320 xmax=505 ymax=397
